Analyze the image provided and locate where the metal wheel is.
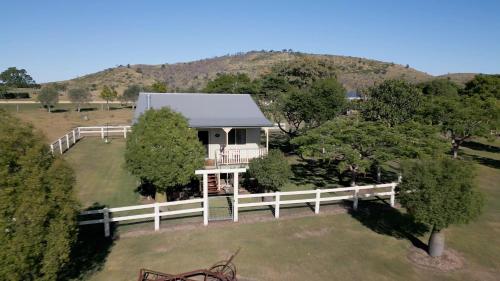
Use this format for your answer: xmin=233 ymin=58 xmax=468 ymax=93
xmin=209 ymin=261 xmax=237 ymax=281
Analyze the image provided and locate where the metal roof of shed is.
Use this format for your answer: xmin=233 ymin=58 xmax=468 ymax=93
xmin=134 ymin=93 xmax=273 ymax=128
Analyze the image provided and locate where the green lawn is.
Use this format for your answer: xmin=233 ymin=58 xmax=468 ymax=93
xmin=66 ymin=137 xmax=500 ymax=281
xmin=64 ymin=138 xmax=141 ymax=208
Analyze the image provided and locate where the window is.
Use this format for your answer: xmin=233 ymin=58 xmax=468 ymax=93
xmin=228 ymin=129 xmax=246 ymax=145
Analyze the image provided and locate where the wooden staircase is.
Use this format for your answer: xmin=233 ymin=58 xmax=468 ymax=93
xmin=207 ymin=174 xmax=218 ymax=195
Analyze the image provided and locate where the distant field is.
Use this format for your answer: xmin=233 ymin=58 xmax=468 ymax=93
xmin=0 ymin=102 xmax=133 ymax=140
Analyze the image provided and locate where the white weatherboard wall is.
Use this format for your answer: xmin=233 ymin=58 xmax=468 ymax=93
xmin=202 ymin=128 xmax=261 ymax=159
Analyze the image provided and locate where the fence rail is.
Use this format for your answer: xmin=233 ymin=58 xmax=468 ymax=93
xmin=234 ymin=183 xmax=396 ymax=221
xmin=80 ymin=182 xmax=397 ymax=237
xmin=50 ymin=125 xmax=131 ymax=155
xmin=79 ymin=198 xmax=204 ymax=237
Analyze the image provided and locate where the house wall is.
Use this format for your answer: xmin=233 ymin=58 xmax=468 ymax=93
xmin=197 ymin=128 xmax=261 ymax=159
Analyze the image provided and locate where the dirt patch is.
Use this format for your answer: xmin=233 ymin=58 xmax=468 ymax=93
xmin=407 ymin=246 xmax=465 ymax=272
xmin=293 ymin=227 xmax=332 ymax=239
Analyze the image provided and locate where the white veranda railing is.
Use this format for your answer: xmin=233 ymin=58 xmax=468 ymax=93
xmin=215 ymin=147 xmax=268 ymax=165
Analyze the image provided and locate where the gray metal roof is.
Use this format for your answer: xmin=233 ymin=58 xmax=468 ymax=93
xmin=134 ymin=93 xmax=273 ymax=128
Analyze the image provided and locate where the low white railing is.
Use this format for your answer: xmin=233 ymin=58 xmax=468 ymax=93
xmin=234 ymin=183 xmax=397 ymax=221
xmin=50 ymin=125 xmax=131 ymax=155
xmin=215 ymin=147 xmax=268 ymax=165
xmin=79 ymin=198 xmax=204 ymax=237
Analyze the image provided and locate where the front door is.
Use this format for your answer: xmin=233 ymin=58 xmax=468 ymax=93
xmin=197 ymin=130 xmax=209 ymax=157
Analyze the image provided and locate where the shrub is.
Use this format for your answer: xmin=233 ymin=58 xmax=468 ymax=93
xmin=248 ymin=150 xmax=291 ymax=192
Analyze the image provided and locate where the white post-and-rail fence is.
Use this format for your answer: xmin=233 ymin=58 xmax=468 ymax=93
xmin=50 ymin=125 xmax=131 ymax=155
xmin=79 ymin=182 xmax=397 ymax=237
xmin=79 ymin=198 xmax=204 ymax=237
xmin=234 ymin=183 xmax=397 ymax=222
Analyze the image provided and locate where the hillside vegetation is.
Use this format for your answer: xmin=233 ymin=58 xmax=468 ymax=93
xmin=53 ymin=51 xmax=439 ymax=98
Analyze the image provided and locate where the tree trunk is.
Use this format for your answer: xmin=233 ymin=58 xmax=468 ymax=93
xmin=350 ymin=169 xmax=357 ymax=186
xmin=428 ymin=226 xmax=445 ymax=257
xmin=376 ymin=166 xmax=381 ymax=182
xmin=451 ymin=139 xmax=460 ymax=159
xmin=48 ymin=105 xmax=51 ymax=113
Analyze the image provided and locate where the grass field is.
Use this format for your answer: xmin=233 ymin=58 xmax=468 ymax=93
xmin=63 ymin=136 xmax=500 ymax=281
xmin=0 ymin=102 xmax=133 ymax=140
xmin=64 ymin=138 xmax=141 ymax=208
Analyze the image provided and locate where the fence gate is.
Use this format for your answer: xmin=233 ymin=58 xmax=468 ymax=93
xmin=208 ymin=195 xmax=233 ymax=221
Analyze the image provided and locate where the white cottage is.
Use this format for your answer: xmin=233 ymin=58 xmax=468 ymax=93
xmin=134 ymin=93 xmax=274 ymax=168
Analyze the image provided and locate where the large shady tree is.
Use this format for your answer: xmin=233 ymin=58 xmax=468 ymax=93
xmin=419 ymin=87 xmax=499 ymax=158
xmin=271 ymin=77 xmax=347 ymax=138
xmin=0 ymin=110 xmax=78 ymax=280
xmin=362 ymin=79 xmax=423 ymax=127
xmin=292 ymin=117 xmax=447 ymax=185
xmin=399 ymin=158 xmax=483 ymax=257
xmin=125 ymin=108 xmax=205 ymax=199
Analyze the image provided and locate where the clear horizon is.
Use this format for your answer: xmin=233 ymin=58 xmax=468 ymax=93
xmin=1 ymin=0 xmax=499 ymax=83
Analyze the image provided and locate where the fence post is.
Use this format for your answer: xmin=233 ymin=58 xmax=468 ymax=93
xmin=77 ymin=127 xmax=81 ymax=139
xmin=58 ymin=139 xmax=63 ymax=154
xmin=103 ymin=208 xmax=110 ymax=237
xmin=72 ymin=130 xmax=76 ymax=144
xmin=275 ymin=192 xmax=280 ymax=218
xmin=50 ymin=144 xmax=54 ymax=154
xmin=101 ymin=127 xmax=104 ymax=139
xmin=233 ymin=172 xmax=239 ymax=222
xmin=203 ymin=174 xmax=209 ymax=225
xmin=315 ymin=189 xmax=320 ymax=214
xmin=123 ymin=127 xmax=127 ymax=138
xmin=154 ymin=203 xmax=160 ymax=231
xmin=353 ymin=187 xmax=359 ymax=210
xmin=66 ymin=134 xmax=70 ymax=149
xmin=390 ymin=183 xmax=396 ymax=207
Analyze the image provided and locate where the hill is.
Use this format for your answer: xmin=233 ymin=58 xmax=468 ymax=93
xmin=50 ymin=51 xmax=475 ymax=98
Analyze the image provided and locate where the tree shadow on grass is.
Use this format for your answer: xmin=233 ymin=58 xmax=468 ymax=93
xmin=462 ymin=140 xmax=500 ymax=154
xmin=348 ymin=200 xmax=429 ymax=251
xmin=79 ymin=107 xmax=98 ymax=112
xmin=60 ymin=203 xmax=115 ymax=280
xmin=462 ymin=151 xmax=500 ymax=170
xmin=51 ymin=108 xmax=69 ymax=113
xmin=290 ymin=159 xmax=338 ymax=187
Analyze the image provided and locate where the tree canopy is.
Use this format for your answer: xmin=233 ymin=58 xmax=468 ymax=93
xmin=399 ymin=158 xmax=483 ymax=256
xmin=271 ymin=57 xmax=337 ymax=89
xmin=99 ymin=86 xmax=117 ymax=110
xmin=125 ymin=108 xmax=205 ymax=195
xmin=122 ymin=84 xmax=141 ymax=107
xmin=0 ymin=110 xmax=78 ymax=280
xmin=67 ymin=87 xmax=91 ymax=112
xmin=420 ymin=79 xmax=459 ymax=97
xmin=362 ymin=79 xmax=423 ymax=126
xmin=203 ymin=73 xmax=258 ymax=94
xmin=419 ymin=89 xmax=499 ymax=158
xmin=0 ymin=67 xmax=37 ymax=88
xmin=462 ymin=74 xmax=500 ymax=100
xmin=271 ymin=77 xmax=347 ymax=138
xmin=292 ymin=117 xmax=447 ymax=185
xmin=147 ymin=81 xmax=168 ymax=93
xmin=248 ymin=150 xmax=291 ymax=192
xmin=37 ymin=85 xmax=59 ymax=112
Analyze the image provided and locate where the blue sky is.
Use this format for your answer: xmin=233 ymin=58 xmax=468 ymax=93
xmin=1 ymin=0 xmax=499 ymax=82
